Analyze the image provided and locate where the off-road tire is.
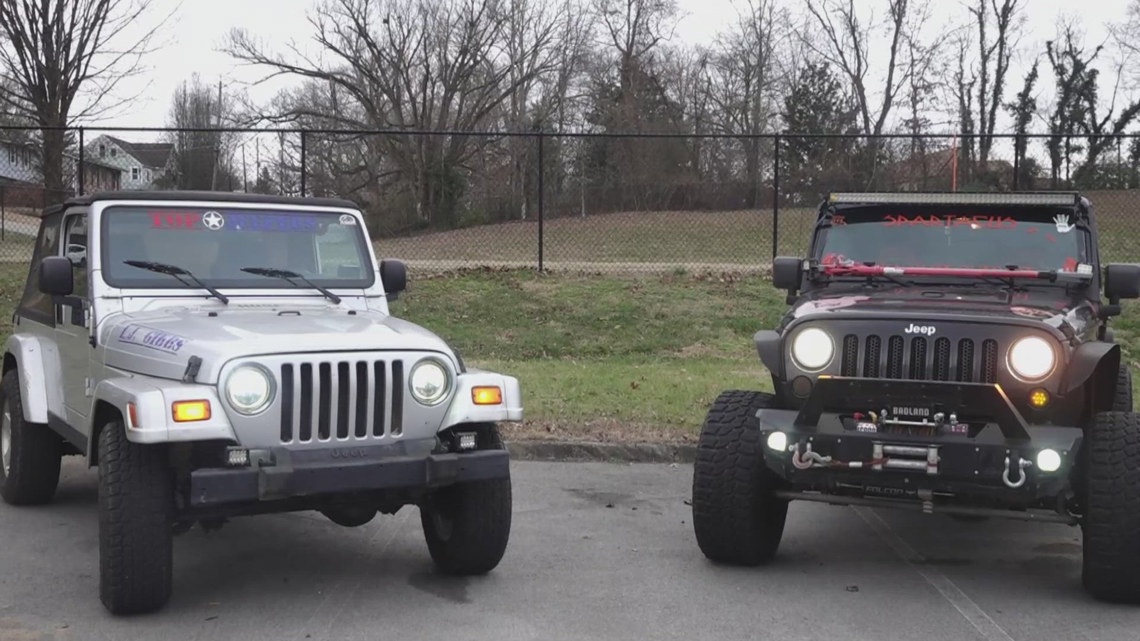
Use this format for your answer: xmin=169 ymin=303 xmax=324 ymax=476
xmin=1081 ymin=411 xmax=1140 ymax=604
xmin=692 ymin=390 xmax=789 ymax=565
xmin=420 ymin=427 xmax=511 ymax=575
xmin=1113 ymin=364 xmax=1133 ymax=412
xmin=0 ymin=369 xmax=62 ymax=505
xmin=98 ymin=421 xmax=174 ymax=615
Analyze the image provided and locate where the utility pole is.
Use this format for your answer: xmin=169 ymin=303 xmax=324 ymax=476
xmin=211 ymin=78 xmax=223 ymax=190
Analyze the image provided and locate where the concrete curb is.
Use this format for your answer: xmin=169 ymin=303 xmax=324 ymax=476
xmin=504 ymin=440 xmax=697 ymax=464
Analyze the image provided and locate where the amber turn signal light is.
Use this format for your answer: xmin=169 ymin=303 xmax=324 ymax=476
xmin=172 ymin=400 xmax=212 ymax=422
xmin=472 ymin=386 xmax=503 ymax=405
xmin=1029 ymin=388 xmax=1050 ymax=409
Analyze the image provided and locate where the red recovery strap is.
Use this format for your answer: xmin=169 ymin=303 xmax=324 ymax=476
xmin=820 ymin=264 xmax=1051 ymax=279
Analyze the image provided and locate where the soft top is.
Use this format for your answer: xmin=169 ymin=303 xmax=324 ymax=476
xmin=43 ymin=190 xmax=361 ymax=217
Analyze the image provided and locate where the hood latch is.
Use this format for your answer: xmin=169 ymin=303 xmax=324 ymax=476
xmin=182 ymin=355 xmax=203 ymax=384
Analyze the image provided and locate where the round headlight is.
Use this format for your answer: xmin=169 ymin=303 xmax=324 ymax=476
xmin=226 ymin=364 xmax=275 ymax=415
xmin=791 ymin=327 xmax=834 ymax=371
xmin=409 ymin=359 xmax=451 ymax=406
xmin=1007 ymin=336 xmax=1056 ymax=381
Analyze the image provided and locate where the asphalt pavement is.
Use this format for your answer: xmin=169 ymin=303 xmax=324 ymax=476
xmin=1 ymin=458 xmax=1138 ymax=641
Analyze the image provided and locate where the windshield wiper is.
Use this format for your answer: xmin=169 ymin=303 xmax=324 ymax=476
xmin=124 ymin=260 xmax=229 ymax=304
xmin=240 ymin=267 xmax=342 ymax=304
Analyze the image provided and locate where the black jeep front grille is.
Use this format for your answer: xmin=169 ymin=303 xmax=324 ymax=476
xmin=839 ymin=334 xmax=999 ymax=384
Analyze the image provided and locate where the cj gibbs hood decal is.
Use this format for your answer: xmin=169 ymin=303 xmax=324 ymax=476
xmin=115 ymin=324 xmax=189 ymax=354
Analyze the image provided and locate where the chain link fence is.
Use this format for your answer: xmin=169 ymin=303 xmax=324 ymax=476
xmin=1 ymin=127 xmax=1138 ymax=271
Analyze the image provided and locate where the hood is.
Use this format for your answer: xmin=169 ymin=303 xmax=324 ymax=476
xmin=99 ymin=304 xmax=455 ymax=384
xmin=790 ymin=285 xmax=1098 ymax=337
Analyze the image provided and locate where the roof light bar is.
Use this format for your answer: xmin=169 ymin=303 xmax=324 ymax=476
xmin=827 ymin=192 xmax=1080 ymax=206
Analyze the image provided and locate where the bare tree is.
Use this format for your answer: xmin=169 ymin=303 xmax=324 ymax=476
xmin=165 ymin=74 xmax=241 ymax=191
xmin=531 ymin=0 xmax=593 ymax=132
xmin=585 ymin=0 xmax=687 ymax=210
xmin=1004 ymin=58 xmax=1040 ymax=187
xmin=801 ymin=0 xmax=913 ymax=139
xmin=899 ymin=25 xmax=949 ymax=188
xmin=800 ymin=0 xmax=937 ymax=187
xmin=1046 ymin=22 xmax=1140 ymax=187
xmin=1109 ymin=0 xmax=1140 ymax=65
xmin=706 ymin=0 xmax=789 ymax=204
xmin=659 ymin=44 xmax=714 ymax=173
xmin=952 ymin=0 xmax=1024 ymax=178
xmin=0 ymin=0 xmax=172 ymax=203
xmin=499 ymin=0 xmax=570 ymax=220
xmin=226 ymin=0 xmax=561 ymax=228
xmin=591 ymin=0 xmax=679 ymax=131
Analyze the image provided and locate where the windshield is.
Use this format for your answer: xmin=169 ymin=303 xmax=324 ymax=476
xmin=815 ymin=205 xmax=1090 ymax=272
xmin=100 ymin=206 xmax=375 ymax=290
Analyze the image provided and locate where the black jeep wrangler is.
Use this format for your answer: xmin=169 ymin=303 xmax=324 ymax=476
xmin=691 ymin=191 xmax=1140 ymax=603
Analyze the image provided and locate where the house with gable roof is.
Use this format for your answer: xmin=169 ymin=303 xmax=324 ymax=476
xmin=86 ymin=134 xmax=175 ymax=190
xmin=0 ymin=137 xmax=122 ymax=208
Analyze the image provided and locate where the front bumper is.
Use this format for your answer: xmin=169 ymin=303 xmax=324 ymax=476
xmin=187 ymin=446 xmax=510 ymax=508
xmin=759 ymin=377 xmax=1083 ymax=508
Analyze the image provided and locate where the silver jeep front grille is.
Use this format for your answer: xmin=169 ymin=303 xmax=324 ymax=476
xmin=277 ymin=358 xmax=405 ymax=444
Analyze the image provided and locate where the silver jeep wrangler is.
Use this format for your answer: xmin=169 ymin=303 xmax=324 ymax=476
xmin=0 ymin=191 xmax=523 ymax=615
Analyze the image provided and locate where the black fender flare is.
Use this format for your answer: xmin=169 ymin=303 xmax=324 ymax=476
xmin=754 ymin=330 xmax=783 ymax=378
xmin=1060 ymin=341 xmax=1121 ymax=414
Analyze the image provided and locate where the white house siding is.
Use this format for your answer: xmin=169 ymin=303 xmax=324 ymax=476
xmin=0 ymin=142 xmax=39 ymax=184
xmin=86 ymin=135 xmax=171 ymax=190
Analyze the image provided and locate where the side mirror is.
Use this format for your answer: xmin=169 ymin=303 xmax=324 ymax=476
xmin=380 ymin=259 xmax=407 ymax=300
xmin=38 ymin=256 xmax=74 ymax=296
xmin=1104 ymin=263 xmax=1140 ymax=301
xmin=771 ymin=256 xmax=804 ymax=291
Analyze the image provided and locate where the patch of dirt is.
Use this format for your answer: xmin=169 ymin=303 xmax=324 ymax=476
xmin=501 ymin=418 xmax=698 ymax=446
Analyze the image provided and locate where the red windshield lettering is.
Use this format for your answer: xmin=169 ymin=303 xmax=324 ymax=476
xmin=883 ymin=214 xmax=1016 ymax=228
xmin=151 ymin=212 xmax=198 ymax=229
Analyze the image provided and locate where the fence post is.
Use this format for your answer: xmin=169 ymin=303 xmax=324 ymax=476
xmin=77 ymin=127 xmax=85 ymax=196
xmin=537 ymin=132 xmax=545 ymax=272
xmin=772 ymin=133 xmax=781 ymax=260
xmin=299 ymin=131 xmax=307 ymax=197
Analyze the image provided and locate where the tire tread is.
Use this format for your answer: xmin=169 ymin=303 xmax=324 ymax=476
xmin=1112 ymin=364 xmax=1133 ymax=412
xmin=421 ymin=426 xmax=512 ymax=575
xmin=1082 ymin=410 xmax=1140 ymax=603
xmin=98 ymin=421 xmax=174 ymax=615
xmin=0 ymin=369 xmax=61 ymax=505
xmin=691 ymin=390 xmax=788 ymax=565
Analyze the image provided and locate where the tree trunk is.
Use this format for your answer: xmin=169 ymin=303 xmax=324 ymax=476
xmin=41 ymin=127 xmax=69 ymax=206
xmin=744 ymin=138 xmax=761 ymax=208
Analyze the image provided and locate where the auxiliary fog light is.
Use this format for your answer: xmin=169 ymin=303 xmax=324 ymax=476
xmin=1029 ymin=388 xmax=1050 ymax=409
xmin=766 ymin=431 xmax=788 ymax=452
xmin=457 ymin=432 xmax=478 ymax=451
xmin=1036 ymin=448 xmax=1062 ymax=473
xmin=225 ymin=447 xmax=250 ymax=467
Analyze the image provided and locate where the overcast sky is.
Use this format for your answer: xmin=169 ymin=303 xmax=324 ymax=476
xmin=88 ymin=0 xmax=1131 ymax=138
